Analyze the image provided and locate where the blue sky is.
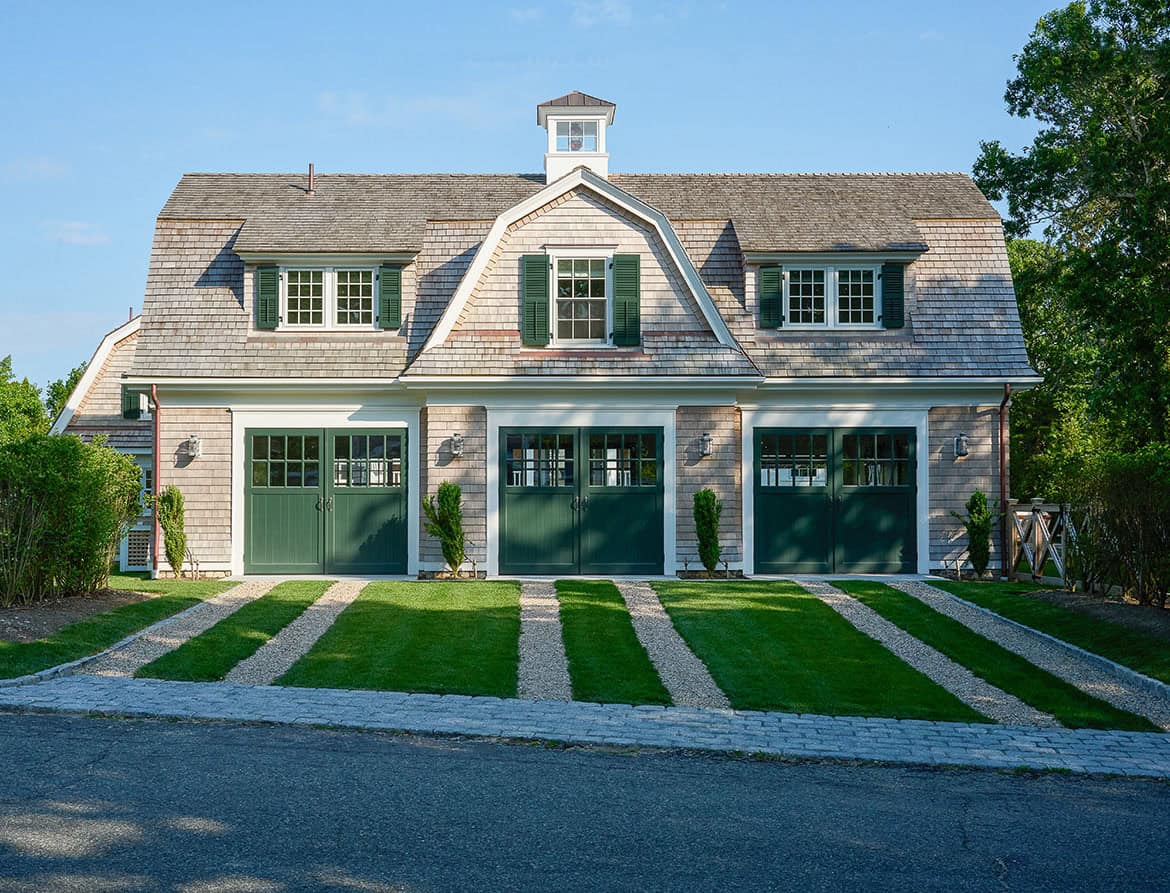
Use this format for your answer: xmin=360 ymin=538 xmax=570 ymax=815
xmin=0 ymin=0 xmax=1052 ymax=388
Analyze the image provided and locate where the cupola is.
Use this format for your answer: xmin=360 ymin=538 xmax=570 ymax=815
xmin=537 ymin=91 xmax=616 ymax=183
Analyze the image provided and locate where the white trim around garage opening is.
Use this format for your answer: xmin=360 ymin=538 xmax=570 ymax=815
xmin=485 ymin=407 xmax=677 ymax=577
xmin=741 ymin=408 xmax=930 ymax=576
xmin=230 ymin=407 xmax=421 ymax=577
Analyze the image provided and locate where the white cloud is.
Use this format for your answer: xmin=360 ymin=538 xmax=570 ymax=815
xmin=43 ymin=221 xmax=111 ymax=247
xmin=316 ymin=91 xmax=497 ymax=129
xmin=571 ymin=0 xmax=631 ymax=27
xmin=509 ymin=6 xmax=544 ymax=22
xmin=1 ymin=157 xmax=69 ymax=182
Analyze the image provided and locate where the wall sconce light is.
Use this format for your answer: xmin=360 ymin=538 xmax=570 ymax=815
xmin=185 ymin=434 xmax=202 ymax=460
xmin=699 ymin=432 xmax=713 ymax=458
xmin=953 ymin=433 xmax=969 ymax=458
xmin=450 ymin=432 xmax=465 ymax=458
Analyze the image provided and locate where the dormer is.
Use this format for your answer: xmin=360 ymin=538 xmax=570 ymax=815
xmin=537 ymin=91 xmax=616 ymax=183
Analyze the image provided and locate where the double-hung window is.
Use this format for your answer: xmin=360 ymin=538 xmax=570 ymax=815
xmin=783 ymin=266 xmax=880 ymax=329
xmin=281 ymin=267 xmax=377 ymax=330
xmin=552 ymin=252 xmax=611 ymax=345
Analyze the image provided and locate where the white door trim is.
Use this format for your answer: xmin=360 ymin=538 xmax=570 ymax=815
xmin=231 ymin=407 xmax=421 ymax=576
xmin=486 ymin=407 xmax=677 ymax=577
xmin=741 ymin=408 xmax=930 ymax=576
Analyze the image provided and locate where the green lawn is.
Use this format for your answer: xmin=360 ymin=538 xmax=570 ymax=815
xmin=0 ymin=576 xmax=234 ymax=679
xmin=136 ymin=580 xmax=333 ymax=682
xmin=555 ymin=581 xmax=670 ymax=706
xmin=931 ymin=579 xmax=1170 ymax=686
xmin=654 ymin=580 xmax=986 ymax=722
xmin=834 ymin=581 xmax=1157 ymax=732
xmin=278 ymin=581 xmax=520 ymax=697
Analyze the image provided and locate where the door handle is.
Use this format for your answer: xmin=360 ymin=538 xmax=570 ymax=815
xmin=571 ymin=496 xmax=580 ymax=511
xmin=325 ymin=496 xmax=334 ymax=512
xmin=580 ymin=496 xmax=590 ymax=509
xmin=316 ymin=496 xmax=324 ymax=512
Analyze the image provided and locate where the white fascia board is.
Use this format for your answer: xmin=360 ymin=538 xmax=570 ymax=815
xmin=122 ymin=376 xmax=404 ymax=390
xmin=756 ymin=375 xmax=1042 ymax=389
xmin=420 ymin=167 xmax=737 ymax=351
xmin=234 ymin=251 xmax=418 ymax=265
xmin=401 ymin=374 xmax=761 ymax=389
xmin=743 ymin=250 xmax=926 ymax=264
xmin=51 ymin=316 xmax=141 ymax=434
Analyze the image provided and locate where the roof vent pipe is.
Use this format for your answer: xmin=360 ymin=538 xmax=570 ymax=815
xmin=307 ymin=163 xmax=315 ymax=196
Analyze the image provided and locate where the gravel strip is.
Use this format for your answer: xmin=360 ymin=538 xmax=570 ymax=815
xmin=518 ymin=582 xmax=572 ymax=701
xmin=79 ymin=581 xmax=276 ymax=678
xmin=225 ymin=580 xmax=367 ymax=686
xmin=799 ymin=581 xmax=1058 ymax=727
xmin=893 ymin=580 xmax=1170 ymax=732
xmin=616 ymin=582 xmax=730 ymax=709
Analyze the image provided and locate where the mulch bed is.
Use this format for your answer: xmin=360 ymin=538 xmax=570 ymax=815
xmin=1026 ymin=588 xmax=1170 ymax=643
xmin=0 ymin=590 xmax=160 ymax=643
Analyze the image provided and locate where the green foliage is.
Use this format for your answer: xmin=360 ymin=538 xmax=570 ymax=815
xmin=0 ymin=357 xmax=48 ymax=447
xmin=155 ymin=485 xmax=187 ymax=579
xmin=43 ymin=361 xmax=87 ymax=424
xmin=953 ymin=491 xmax=996 ymax=577
xmin=1074 ymin=445 xmax=1170 ymax=606
xmin=0 ymin=434 xmax=141 ymax=605
xmin=975 ymin=2 xmax=1170 ymax=450
xmin=423 ymin=481 xmax=466 ymax=574
xmin=693 ymin=488 xmax=722 ymax=573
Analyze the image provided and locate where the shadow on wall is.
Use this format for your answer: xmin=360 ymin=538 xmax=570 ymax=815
xmin=194 ymin=226 xmax=245 ymax=310
xmin=408 ymin=243 xmax=481 ymax=359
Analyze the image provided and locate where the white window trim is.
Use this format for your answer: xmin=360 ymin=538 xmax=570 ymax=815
xmin=279 ymin=266 xmax=379 ymax=332
xmin=545 ymin=114 xmax=608 ymax=155
xmin=547 ymin=248 xmax=615 ymax=349
xmin=782 ymin=265 xmax=883 ymax=330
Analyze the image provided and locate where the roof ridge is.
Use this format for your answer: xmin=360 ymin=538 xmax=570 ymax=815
xmin=177 ymin=170 xmax=973 ymax=179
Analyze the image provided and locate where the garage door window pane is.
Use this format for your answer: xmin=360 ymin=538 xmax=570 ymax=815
xmin=760 ymin=432 xmax=826 ymax=488
xmin=506 ymin=432 xmax=573 ymax=488
xmin=588 ymin=432 xmax=657 ymax=487
xmin=842 ymin=433 xmax=910 ymax=488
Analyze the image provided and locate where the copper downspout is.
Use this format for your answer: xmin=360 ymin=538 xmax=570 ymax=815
xmin=999 ymin=383 xmax=1011 ymax=579
xmin=151 ymin=384 xmax=160 ymax=578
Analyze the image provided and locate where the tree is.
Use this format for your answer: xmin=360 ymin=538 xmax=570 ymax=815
xmin=155 ymin=485 xmax=187 ymax=578
xmin=693 ymin=489 xmax=722 ymax=574
xmin=974 ymin=1 xmax=1170 ymax=448
xmin=44 ymin=361 xmax=87 ymax=424
xmin=0 ymin=356 xmax=48 ymax=447
xmin=423 ymin=481 xmax=466 ymax=575
xmin=953 ymin=491 xmax=996 ymax=578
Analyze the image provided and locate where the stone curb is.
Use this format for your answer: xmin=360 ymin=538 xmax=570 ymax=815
xmin=922 ymin=581 xmax=1170 ymax=700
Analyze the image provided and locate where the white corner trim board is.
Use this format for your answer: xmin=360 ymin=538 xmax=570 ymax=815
xmin=421 ymin=167 xmax=736 ymax=351
xmin=50 ymin=315 xmax=141 ymax=434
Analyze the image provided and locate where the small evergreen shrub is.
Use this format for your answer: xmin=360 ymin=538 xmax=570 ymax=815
xmin=155 ymin=485 xmax=187 ymax=579
xmin=953 ymin=490 xmax=995 ymax=578
xmin=694 ymin=488 xmax=722 ymax=574
xmin=424 ymin=481 xmax=466 ymax=575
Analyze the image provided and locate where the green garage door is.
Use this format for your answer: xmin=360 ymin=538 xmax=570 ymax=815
xmin=245 ymin=428 xmax=407 ymax=574
xmin=499 ymin=428 xmax=663 ymax=575
xmin=755 ymin=428 xmax=916 ymax=574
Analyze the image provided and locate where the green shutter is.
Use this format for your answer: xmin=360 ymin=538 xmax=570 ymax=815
xmin=256 ymin=265 xmax=279 ymax=330
xmin=612 ymin=254 xmax=641 ymax=346
xmin=881 ymin=263 xmax=906 ymax=329
xmin=521 ymin=254 xmax=549 ymax=346
xmin=379 ymin=265 xmax=402 ymax=329
xmin=758 ymin=265 xmax=783 ymax=328
xmin=121 ymin=386 xmax=141 ymax=420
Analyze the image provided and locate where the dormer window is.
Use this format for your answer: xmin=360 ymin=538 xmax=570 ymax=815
xmin=556 ymin=120 xmax=598 ymax=153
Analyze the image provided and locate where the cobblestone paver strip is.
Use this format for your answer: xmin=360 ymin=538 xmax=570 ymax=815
xmin=80 ymin=581 xmax=276 ymax=678
xmin=894 ymin=581 xmax=1170 ymax=732
xmin=799 ymin=581 xmax=1058 ymax=727
xmin=517 ymin=582 xmax=572 ymax=701
xmin=2 ymin=674 xmax=1168 ymax=777
xmin=224 ymin=580 xmax=368 ymax=686
xmin=617 ymin=582 xmax=730 ymax=709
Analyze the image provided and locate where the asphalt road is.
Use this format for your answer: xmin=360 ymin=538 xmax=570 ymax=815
xmin=0 ymin=713 xmax=1167 ymax=892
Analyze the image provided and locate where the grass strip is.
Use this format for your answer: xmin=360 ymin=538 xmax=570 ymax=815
xmin=834 ymin=581 xmax=1157 ymax=732
xmin=136 ymin=580 xmax=333 ymax=682
xmin=654 ymin=580 xmax=986 ymax=722
xmin=0 ymin=577 xmax=233 ymax=679
xmin=931 ymin=580 xmax=1170 ymax=686
xmin=555 ymin=581 xmax=670 ymax=706
xmin=279 ymin=581 xmax=520 ymax=697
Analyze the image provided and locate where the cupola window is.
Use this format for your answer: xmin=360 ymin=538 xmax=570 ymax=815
xmin=556 ymin=120 xmax=598 ymax=153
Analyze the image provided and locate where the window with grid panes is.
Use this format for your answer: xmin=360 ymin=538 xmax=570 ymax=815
xmin=555 ymin=120 xmax=598 ymax=152
xmin=759 ymin=432 xmax=828 ymax=487
xmin=333 ymin=434 xmax=402 ymax=488
xmin=588 ymin=433 xmax=657 ymax=487
xmin=787 ymin=269 xmax=826 ymax=325
xmin=285 ymin=271 xmax=324 ymax=325
xmin=837 ymin=269 xmax=875 ymax=324
xmin=841 ymin=433 xmax=911 ymax=487
xmin=250 ymin=434 xmax=321 ymax=488
xmin=505 ymin=433 xmax=575 ymax=487
xmin=335 ymin=270 xmax=374 ymax=326
xmin=556 ymin=258 xmax=607 ymax=341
